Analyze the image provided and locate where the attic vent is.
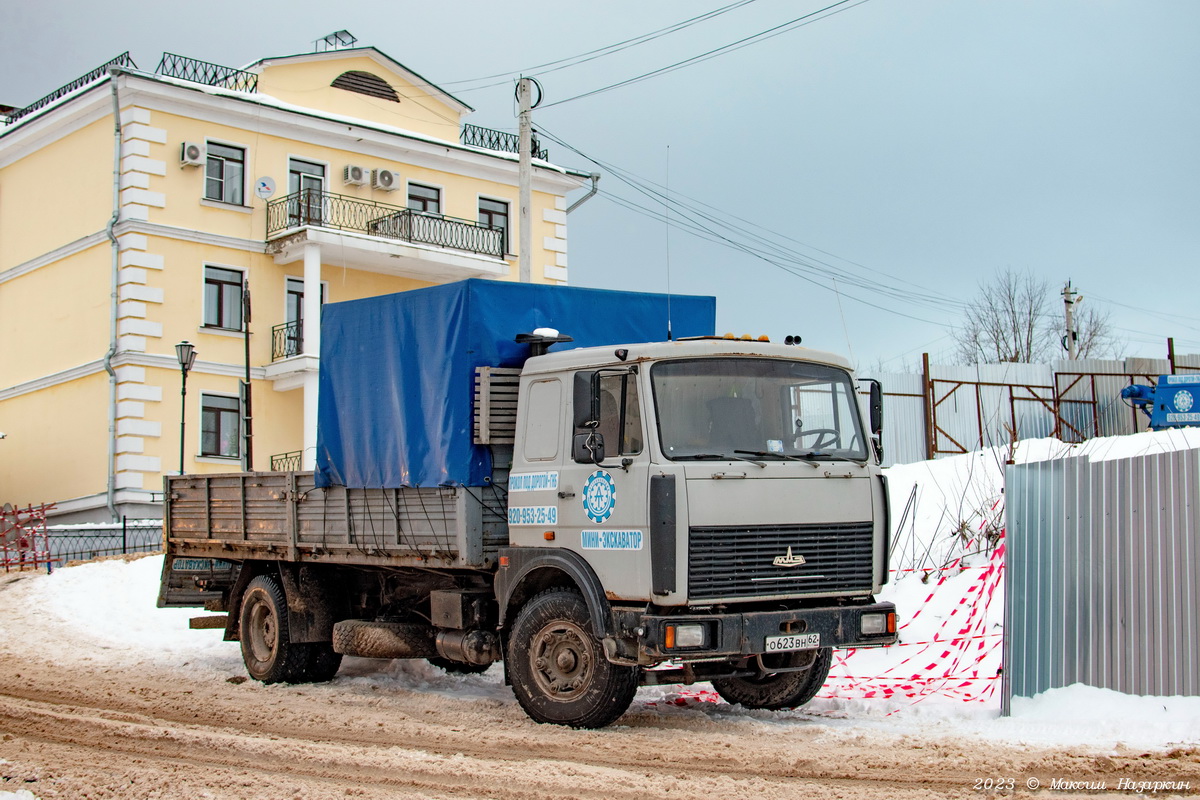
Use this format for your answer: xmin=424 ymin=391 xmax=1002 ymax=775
xmin=331 ymin=71 xmax=399 ymax=102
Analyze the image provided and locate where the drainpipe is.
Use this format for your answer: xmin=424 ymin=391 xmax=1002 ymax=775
xmin=103 ymin=71 xmax=124 ymax=522
xmin=566 ymin=173 xmax=601 ymax=214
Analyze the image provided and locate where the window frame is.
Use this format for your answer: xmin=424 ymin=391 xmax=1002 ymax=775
xmin=478 ymin=196 xmax=511 ymax=255
xmin=199 ymin=392 xmax=241 ymax=459
xmin=407 ymin=182 xmax=442 ymax=216
xmin=204 ymin=141 xmax=246 ymax=206
xmin=202 ymin=265 xmax=245 ymax=332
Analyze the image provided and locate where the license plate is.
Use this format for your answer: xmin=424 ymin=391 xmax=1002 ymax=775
xmin=764 ymin=633 xmax=821 ymax=652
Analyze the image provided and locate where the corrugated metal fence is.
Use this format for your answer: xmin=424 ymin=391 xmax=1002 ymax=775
xmin=1002 ymin=447 xmax=1200 ymax=712
xmin=862 ymin=351 xmax=1200 ymax=467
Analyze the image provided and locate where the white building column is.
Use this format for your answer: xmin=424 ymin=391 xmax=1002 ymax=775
xmin=302 ymin=242 xmax=321 ymax=470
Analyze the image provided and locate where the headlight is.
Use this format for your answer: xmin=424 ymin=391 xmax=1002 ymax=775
xmin=665 ymin=623 xmax=706 ymax=649
xmin=860 ymin=612 xmax=895 ymax=635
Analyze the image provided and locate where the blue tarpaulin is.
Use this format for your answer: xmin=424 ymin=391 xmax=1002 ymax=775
xmin=315 ymin=279 xmax=715 ymax=488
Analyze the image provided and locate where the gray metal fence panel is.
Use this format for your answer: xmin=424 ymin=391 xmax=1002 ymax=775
xmin=1003 ymin=447 xmax=1200 ymax=713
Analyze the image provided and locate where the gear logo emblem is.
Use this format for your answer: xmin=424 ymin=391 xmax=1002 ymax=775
xmin=1174 ymin=390 xmax=1194 ymax=413
xmin=583 ymin=470 xmax=616 ymax=524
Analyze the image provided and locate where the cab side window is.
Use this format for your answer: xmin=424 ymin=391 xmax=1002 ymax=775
xmin=598 ymin=373 xmax=643 ymax=456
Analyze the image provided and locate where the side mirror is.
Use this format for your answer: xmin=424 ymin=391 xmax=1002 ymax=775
xmin=572 ymin=432 xmax=606 ymax=464
xmin=573 ymin=371 xmax=600 ymax=429
xmin=867 ymin=380 xmax=883 ymax=435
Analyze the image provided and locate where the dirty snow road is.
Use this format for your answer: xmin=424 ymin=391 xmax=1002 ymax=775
xmin=1 ymin=557 xmax=1199 ymax=799
xmin=1 ymin=647 xmax=1197 ymax=800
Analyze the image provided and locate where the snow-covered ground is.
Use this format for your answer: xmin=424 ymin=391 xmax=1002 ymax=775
xmin=2 ymin=430 xmax=1198 ymax=764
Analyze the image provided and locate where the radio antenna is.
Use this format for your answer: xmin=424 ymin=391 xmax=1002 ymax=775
xmin=665 ymin=144 xmax=673 ymax=341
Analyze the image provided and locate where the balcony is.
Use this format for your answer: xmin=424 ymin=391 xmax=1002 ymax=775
xmin=265 ymin=190 xmax=509 ymax=282
xmin=460 ymin=123 xmax=548 ymax=160
xmin=272 ymin=320 xmax=302 ymax=362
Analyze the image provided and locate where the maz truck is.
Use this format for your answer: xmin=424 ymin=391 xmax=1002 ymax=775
xmin=159 ymin=279 xmax=896 ymax=729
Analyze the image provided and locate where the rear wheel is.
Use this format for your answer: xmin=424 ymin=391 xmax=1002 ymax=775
xmin=299 ymin=642 xmax=343 ymax=682
xmin=239 ymin=574 xmax=308 ymax=684
xmin=711 ymin=647 xmax=832 ymax=710
xmin=508 ymin=589 xmax=638 ymax=729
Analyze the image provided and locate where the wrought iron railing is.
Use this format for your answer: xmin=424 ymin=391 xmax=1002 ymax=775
xmin=460 ymin=123 xmax=548 ymax=160
xmin=271 ymin=451 xmax=303 ymax=471
xmin=272 ymin=320 xmax=303 ymax=361
xmin=4 ymin=52 xmax=137 ymax=126
xmin=155 ymin=53 xmax=259 ymax=93
xmin=44 ymin=518 xmax=163 ymax=567
xmin=266 ymin=190 xmax=504 ymax=258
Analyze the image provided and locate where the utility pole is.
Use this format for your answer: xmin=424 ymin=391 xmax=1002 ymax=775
xmin=517 ymin=77 xmax=533 ymax=283
xmin=1062 ymin=281 xmax=1081 ymax=360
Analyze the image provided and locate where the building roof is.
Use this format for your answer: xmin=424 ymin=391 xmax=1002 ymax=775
xmin=244 ymin=46 xmax=474 ymax=115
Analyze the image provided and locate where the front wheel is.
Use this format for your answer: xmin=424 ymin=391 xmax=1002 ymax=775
xmin=239 ymin=574 xmax=309 ymax=684
xmin=711 ymin=647 xmax=832 ymax=710
xmin=507 ymin=589 xmax=638 ymax=728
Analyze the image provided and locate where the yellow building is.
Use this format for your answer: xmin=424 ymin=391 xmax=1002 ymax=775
xmin=0 ymin=40 xmax=592 ymax=522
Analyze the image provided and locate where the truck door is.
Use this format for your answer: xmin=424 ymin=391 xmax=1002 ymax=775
xmin=558 ymin=369 xmax=653 ymax=602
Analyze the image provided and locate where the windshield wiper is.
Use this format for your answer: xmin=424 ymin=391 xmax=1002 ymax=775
xmin=734 ymin=449 xmax=817 ymax=468
xmin=798 ymin=450 xmax=864 ymax=464
xmin=677 ymin=452 xmax=766 ymax=468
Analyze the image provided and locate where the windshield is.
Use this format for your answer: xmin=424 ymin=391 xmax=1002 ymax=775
xmin=650 ymin=357 xmax=867 ymax=461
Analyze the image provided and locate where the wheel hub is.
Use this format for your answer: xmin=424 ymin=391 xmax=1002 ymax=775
xmin=530 ymin=620 xmax=593 ymax=701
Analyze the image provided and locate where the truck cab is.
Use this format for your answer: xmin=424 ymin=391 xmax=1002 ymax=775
xmin=496 ymin=336 xmax=895 ymax=726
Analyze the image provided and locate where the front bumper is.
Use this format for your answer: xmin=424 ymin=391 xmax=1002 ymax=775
xmin=635 ymin=601 xmax=897 ymax=661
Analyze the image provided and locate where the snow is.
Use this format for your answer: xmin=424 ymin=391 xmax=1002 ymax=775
xmin=2 ymin=430 xmax=1198 ymax=755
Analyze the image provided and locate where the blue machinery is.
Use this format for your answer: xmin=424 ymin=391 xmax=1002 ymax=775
xmin=1120 ymin=375 xmax=1200 ymax=430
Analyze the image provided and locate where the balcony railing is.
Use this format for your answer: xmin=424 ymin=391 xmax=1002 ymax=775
xmin=460 ymin=123 xmax=548 ymax=160
xmin=272 ymin=320 xmax=303 ymax=362
xmin=270 ymin=451 xmax=302 ymax=471
xmin=155 ymin=53 xmax=258 ymax=93
xmin=266 ymin=190 xmax=504 ymax=259
xmin=4 ymin=52 xmax=137 ymax=126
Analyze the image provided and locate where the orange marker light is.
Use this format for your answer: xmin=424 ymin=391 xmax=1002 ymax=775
xmin=543 ymin=531 xmax=556 ymax=541
xmin=888 ymin=612 xmax=896 ymax=634
xmin=665 ymin=625 xmax=676 ymax=649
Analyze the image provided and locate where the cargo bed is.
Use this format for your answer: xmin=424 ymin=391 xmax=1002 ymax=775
xmin=164 ymin=472 xmax=508 ymax=570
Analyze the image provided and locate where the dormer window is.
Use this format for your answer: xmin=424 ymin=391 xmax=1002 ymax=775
xmin=331 ymin=71 xmax=399 ymax=102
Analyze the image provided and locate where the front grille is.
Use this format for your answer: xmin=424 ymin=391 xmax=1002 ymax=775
xmin=688 ymin=522 xmax=875 ymax=600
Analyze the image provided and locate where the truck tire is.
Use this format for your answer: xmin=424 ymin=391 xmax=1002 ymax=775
xmin=711 ymin=647 xmax=833 ymax=711
xmin=507 ymin=589 xmax=638 ymax=729
xmin=332 ymin=620 xmax=437 ymax=659
xmin=239 ymin=574 xmax=308 ymax=684
xmin=299 ymin=642 xmax=343 ymax=682
xmin=427 ymin=657 xmax=492 ymax=675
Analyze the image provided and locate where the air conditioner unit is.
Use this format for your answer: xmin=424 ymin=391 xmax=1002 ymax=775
xmin=372 ymin=168 xmax=399 ymax=191
xmin=180 ymin=141 xmax=205 ymax=167
xmin=343 ymin=165 xmax=370 ymax=186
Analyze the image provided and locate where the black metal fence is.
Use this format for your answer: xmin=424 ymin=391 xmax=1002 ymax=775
xmin=266 ymin=190 xmax=504 ymax=258
xmin=45 ymin=517 xmax=162 ymax=567
xmin=272 ymin=320 xmax=302 ymax=361
xmin=270 ymin=451 xmax=303 ymax=471
xmin=156 ymin=53 xmax=258 ymax=93
xmin=460 ymin=123 xmax=548 ymax=160
xmin=4 ymin=52 xmax=137 ymax=126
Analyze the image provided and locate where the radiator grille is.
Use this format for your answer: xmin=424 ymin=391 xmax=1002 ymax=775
xmin=688 ymin=522 xmax=874 ymax=600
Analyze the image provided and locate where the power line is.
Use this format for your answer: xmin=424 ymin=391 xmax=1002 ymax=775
xmin=441 ymin=0 xmax=763 ymax=94
xmin=541 ymin=0 xmax=875 ymax=109
xmin=537 ymin=125 xmax=964 ymax=321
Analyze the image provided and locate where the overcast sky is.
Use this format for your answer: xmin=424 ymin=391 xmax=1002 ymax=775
xmin=3 ymin=0 xmax=1197 ymax=370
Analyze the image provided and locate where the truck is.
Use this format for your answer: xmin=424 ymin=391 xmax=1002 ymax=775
xmin=159 ymin=279 xmax=896 ymax=729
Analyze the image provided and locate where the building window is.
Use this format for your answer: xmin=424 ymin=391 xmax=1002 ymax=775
xmin=331 ymin=71 xmax=400 ymax=102
xmin=201 ymin=394 xmax=240 ymax=458
xmin=408 ymin=183 xmax=441 ymax=216
xmin=478 ymin=198 xmax=510 ymax=254
xmin=205 ymin=143 xmax=245 ymax=205
xmin=288 ymin=159 xmax=325 ymax=226
xmin=204 ymin=266 xmax=244 ymax=330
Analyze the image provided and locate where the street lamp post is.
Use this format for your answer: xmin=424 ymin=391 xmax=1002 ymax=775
xmin=175 ymin=341 xmax=198 ymax=475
